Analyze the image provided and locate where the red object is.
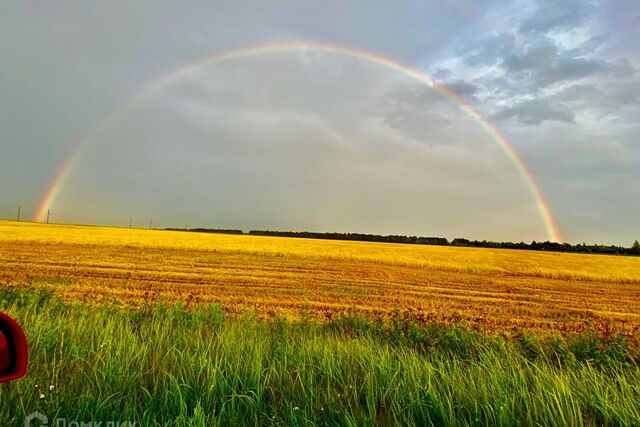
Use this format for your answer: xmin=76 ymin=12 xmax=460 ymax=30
xmin=0 ymin=312 xmax=28 ymax=382
xmin=0 ymin=331 xmax=9 ymax=372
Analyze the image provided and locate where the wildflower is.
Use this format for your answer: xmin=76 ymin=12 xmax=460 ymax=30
xmin=39 ymin=394 xmax=45 ymax=399
xmin=49 ymin=385 xmax=55 ymax=391
xmin=293 ymin=407 xmax=300 ymax=411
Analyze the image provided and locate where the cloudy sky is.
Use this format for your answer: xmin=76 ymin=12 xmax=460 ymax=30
xmin=1 ymin=0 xmax=638 ymax=245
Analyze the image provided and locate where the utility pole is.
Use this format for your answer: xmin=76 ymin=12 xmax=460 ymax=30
xmin=16 ymin=206 xmax=20 ymax=222
xmin=46 ymin=209 xmax=50 ymax=224
xmin=129 ymin=217 xmax=132 ymax=229
xmin=149 ymin=220 xmax=152 ymax=229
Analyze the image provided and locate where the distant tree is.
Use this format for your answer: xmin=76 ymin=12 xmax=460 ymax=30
xmin=632 ymin=240 xmax=640 ymax=255
xmin=451 ymin=238 xmax=470 ymax=246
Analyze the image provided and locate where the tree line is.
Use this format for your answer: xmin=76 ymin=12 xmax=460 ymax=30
xmin=165 ymin=227 xmax=640 ymax=256
xmin=165 ymin=227 xmax=243 ymax=235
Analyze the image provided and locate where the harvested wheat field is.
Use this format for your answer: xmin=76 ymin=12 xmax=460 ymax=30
xmin=1 ymin=220 xmax=639 ymax=338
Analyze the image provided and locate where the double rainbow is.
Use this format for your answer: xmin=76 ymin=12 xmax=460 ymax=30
xmin=33 ymin=41 xmax=562 ymax=243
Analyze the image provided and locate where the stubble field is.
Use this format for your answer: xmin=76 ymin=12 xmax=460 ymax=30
xmin=1 ymin=221 xmax=639 ymax=340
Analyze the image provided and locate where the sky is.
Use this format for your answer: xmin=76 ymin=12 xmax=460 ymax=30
xmin=1 ymin=0 xmax=638 ymax=245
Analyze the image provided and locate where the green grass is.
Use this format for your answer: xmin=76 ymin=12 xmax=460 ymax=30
xmin=0 ymin=288 xmax=639 ymax=426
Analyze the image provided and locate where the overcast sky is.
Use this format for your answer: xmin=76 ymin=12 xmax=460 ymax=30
xmin=1 ymin=0 xmax=638 ymax=245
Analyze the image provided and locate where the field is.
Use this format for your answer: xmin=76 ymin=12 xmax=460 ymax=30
xmin=1 ymin=220 xmax=640 ymax=425
xmin=2 ymin=221 xmax=640 ymax=338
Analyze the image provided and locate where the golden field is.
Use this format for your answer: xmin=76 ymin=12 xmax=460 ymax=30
xmin=1 ymin=220 xmax=639 ymax=338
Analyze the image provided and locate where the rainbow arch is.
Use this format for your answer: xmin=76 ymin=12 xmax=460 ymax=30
xmin=33 ymin=41 xmax=562 ymax=243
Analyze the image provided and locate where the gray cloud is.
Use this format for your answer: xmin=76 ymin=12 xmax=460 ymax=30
xmin=372 ymin=84 xmax=480 ymax=145
xmin=520 ymin=0 xmax=598 ymax=35
xmin=462 ymin=33 xmax=516 ymax=67
xmin=504 ymin=50 xmax=607 ymax=83
xmin=555 ymin=80 xmax=640 ymax=111
xmin=445 ymin=81 xmax=479 ymax=98
xmin=431 ymin=0 xmax=640 ymax=129
xmin=493 ymin=98 xmax=576 ymax=125
xmin=424 ymin=0 xmax=640 ymax=244
xmin=502 ymin=43 xmax=635 ymax=87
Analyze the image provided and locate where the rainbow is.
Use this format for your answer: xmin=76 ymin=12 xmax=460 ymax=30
xmin=33 ymin=41 xmax=562 ymax=242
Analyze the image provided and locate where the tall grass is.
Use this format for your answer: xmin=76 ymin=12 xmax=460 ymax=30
xmin=0 ymin=289 xmax=638 ymax=426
